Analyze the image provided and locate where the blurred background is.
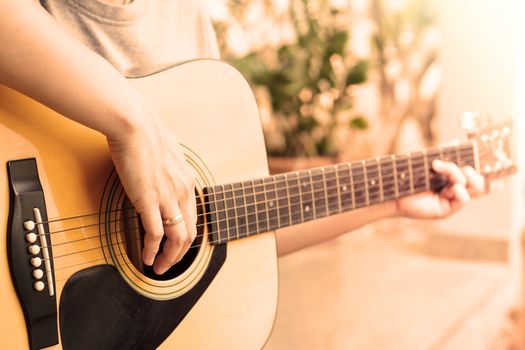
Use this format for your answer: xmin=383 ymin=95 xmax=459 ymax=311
xmin=208 ymin=0 xmax=525 ymax=348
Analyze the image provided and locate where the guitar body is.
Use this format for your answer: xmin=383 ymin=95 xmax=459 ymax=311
xmin=0 ymin=60 xmax=278 ymax=349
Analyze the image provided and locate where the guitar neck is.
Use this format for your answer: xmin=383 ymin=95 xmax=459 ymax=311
xmin=204 ymin=142 xmax=478 ymax=245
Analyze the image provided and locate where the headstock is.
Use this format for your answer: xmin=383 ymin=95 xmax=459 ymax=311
xmin=462 ymin=112 xmax=517 ymax=180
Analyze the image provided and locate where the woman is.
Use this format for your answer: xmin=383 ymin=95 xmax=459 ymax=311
xmin=0 ymin=0 xmax=485 ymax=275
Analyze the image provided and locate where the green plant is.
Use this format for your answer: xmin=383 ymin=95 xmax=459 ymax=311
xmin=370 ymin=0 xmax=439 ymax=154
xmin=220 ymin=0 xmax=370 ymax=157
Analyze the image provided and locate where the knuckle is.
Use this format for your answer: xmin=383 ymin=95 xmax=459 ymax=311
xmin=143 ymin=245 xmax=158 ymax=255
xmin=145 ymin=231 xmax=163 ymax=243
xmin=188 ymin=229 xmax=197 ymax=241
xmin=174 ymin=234 xmax=187 ymax=247
xmin=185 ymin=234 xmax=194 ymax=246
xmin=151 ymin=229 xmax=164 ymax=238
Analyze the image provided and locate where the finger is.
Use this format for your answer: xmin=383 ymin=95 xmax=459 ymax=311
xmin=140 ymin=204 xmax=164 ymax=266
xmin=442 ymin=183 xmax=470 ymax=212
xmin=173 ymin=191 xmax=198 ymax=264
xmin=154 ymin=201 xmax=187 ymax=275
xmin=462 ymin=166 xmax=485 ymax=195
xmin=432 ymin=160 xmax=467 ymax=186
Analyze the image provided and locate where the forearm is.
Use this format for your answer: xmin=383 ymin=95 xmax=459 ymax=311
xmin=0 ymin=0 xmax=145 ymax=138
xmin=275 ymin=201 xmax=397 ymax=256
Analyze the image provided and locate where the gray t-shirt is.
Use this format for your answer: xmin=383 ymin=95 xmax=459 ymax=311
xmin=40 ymin=0 xmax=220 ymax=75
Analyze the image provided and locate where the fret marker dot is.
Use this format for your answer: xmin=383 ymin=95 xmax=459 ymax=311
xmin=370 ymin=180 xmax=376 ymax=186
xmin=400 ymin=173 xmax=406 ymax=179
xmin=342 ymin=185 xmax=347 ymax=191
xmin=269 ymin=201 xmax=275 ymax=207
xmin=305 ymin=205 xmax=310 ymax=212
xmin=302 ymin=182 xmax=308 ymax=187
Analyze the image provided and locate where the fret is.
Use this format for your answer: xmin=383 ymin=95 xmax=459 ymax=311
xmin=311 ymin=168 xmax=328 ymax=218
xmin=253 ymin=179 xmax=269 ymax=233
xmin=296 ymin=171 xmax=304 ymax=222
xmin=232 ymin=182 xmax=247 ymax=239
xmin=308 ymin=170 xmax=317 ymax=219
xmin=391 ymin=155 xmax=399 ymax=198
xmin=422 ymin=149 xmax=430 ymax=191
xmin=409 ymin=151 xmax=427 ymax=193
xmin=426 ymin=148 xmax=441 ymax=167
xmin=250 ymin=180 xmax=258 ymax=233
xmin=223 ymin=184 xmax=237 ymax=241
xmin=298 ymin=170 xmax=314 ymax=222
xmin=286 ymin=172 xmax=302 ymax=225
xmin=349 ymin=164 xmax=356 ymax=209
xmin=321 ymin=168 xmax=329 ymax=214
xmin=204 ymin=187 xmax=219 ymax=244
xmin=376 ymin=158 xmax=384 ymax=203
xmin=337 ymin=164 xmax=353 ymax=211
xmin=351 ymin=162 xmax=366 ymax=208
xmin=324 ymin=166 xmax=340 ymax=215
xmin=364 ymin=159 xmax=381 ymax=205
xmin=334 ymin=165 xmax=343 ymax=212
xmin=213 ymin=185 xmax=226 ymax=244
xmin=426 ymin=148 xmax=448 ymax=192
xmin=455 ymin=143 xmax=462 ymax=166
xmin=395 ymin=155 xmax=411 ymax=196
xmin=380 ymin=156 xmax=397 ymax=201
xmin=263 ymin=177 xmax=279 ymax=230
xmin=275 ymin=174 xmax=290 ymax=228
xmin=441 ymin=145 xmax=457 ymax=164
xmin=362 ymin=161 xmax=370 ymax=206
xmin=243 ymin=180 xmax=257 ymax=236
xmin=407 ymin=153 xmax=415 ymax=194
xmin=460 ymin=143 xmax=476 ymax=168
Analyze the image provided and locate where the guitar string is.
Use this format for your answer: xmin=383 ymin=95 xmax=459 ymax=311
xmin=43 ymin=151 xmax=478 ymax=231
xmin=37 ymin=153 xmax=477 ymax=245
xmin=46 ymin=159 xmax=510 ymax=282
xmin=39 ymin=146 xmax=477 ymax=226
xmin=34 ymin=166 xmax=469 ymax=269
xmin=44 ymin=159 xmax=496 ymax=278
xmin=36 ymin=153 xmax=480 ymax=252
xmin=47 ymin=169 xmax=471 ymax=281
xmin=38 ymin=149 xmax=479 ymax=234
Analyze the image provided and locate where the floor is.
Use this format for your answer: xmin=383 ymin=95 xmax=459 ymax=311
xmin=264 ymin=225 xmax=517 ymax=350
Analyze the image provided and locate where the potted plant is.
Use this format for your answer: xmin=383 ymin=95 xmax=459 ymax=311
xmin=214 ymin=0 xmax=370 ymax=173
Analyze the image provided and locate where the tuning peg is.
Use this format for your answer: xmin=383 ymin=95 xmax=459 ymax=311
xmin=461 ymin=111 xmax=480 ymax=132
xmin=461 ymin=111 xmax=483 ymax=139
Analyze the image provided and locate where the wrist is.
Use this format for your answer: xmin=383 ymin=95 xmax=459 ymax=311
xmin=382 ymin=200 xmax=400 ymax=219
xmin=104 ymin=95 xmax=151 ymax=143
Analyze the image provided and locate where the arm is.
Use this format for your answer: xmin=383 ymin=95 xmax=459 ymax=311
xmin=0 ymin=0 xmax=194 ymax=274
xmin=276 ymin=160 xmax=485 ymax=256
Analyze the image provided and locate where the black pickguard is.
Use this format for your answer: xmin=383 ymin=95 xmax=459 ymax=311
xmin=59 ymin=244 xmax=225 ymax=350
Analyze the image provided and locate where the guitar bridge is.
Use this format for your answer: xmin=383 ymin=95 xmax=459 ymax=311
xmin=7 ymin=158 xmax=58 ymax=350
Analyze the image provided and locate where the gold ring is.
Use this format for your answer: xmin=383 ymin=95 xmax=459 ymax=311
xmin=162 ymin=214 xmax=184 ymax=226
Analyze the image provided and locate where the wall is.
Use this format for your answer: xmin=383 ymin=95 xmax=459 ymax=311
xmin=432 ymin=0 xmax=524 ymax=241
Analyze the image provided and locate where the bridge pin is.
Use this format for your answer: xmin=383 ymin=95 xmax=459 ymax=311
xmin=32 ymin=269 xmax=44 ymax=280
xmin=30 ymin=257 xmax=42 ymax=267
xmin=33 ymin=281 xmax=45 ymax=292
xmin=28 ymin=245 xmax=41 ymax=255
xmin=24 ymin=220 xmax=36 ymax=231
xmin=25 ymin=232 xmax=37 ymax=243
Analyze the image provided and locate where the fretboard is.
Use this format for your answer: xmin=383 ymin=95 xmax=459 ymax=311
xmin=204 ymin=143 xmax=477 ymax=245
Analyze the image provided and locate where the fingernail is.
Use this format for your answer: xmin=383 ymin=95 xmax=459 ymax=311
xmin=432 ymin=159 xmax=443 ymax=168
xmin=154 ymin=265 xmax=167 ymax=275
xmin=143 ymin=255 xmax=154 ymax=266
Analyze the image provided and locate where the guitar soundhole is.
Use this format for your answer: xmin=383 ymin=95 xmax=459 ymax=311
xmin=120 ymin=192 xmax=204 ymax=281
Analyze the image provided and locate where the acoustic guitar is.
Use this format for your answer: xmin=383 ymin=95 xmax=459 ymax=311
xmin=0 ymin=59 xmax=516 ymax=349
